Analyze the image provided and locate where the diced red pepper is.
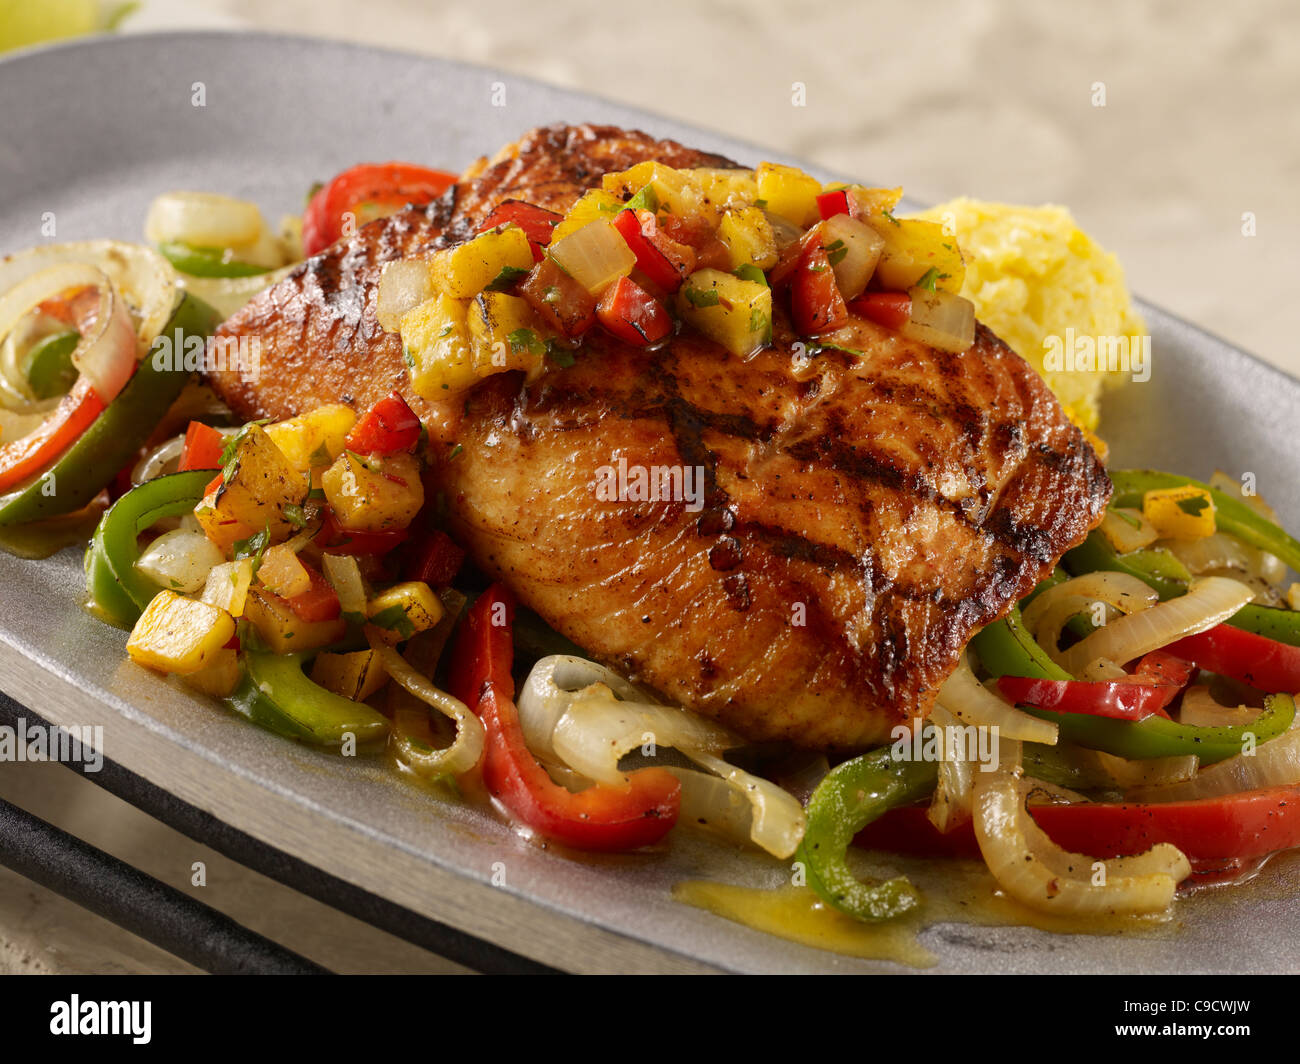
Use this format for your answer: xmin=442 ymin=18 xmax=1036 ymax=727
xmin=477 ymin=200 xmax=564 ymax=261
xmin=518 ymin=256 xmax=597 ymax=338
xmin=302 ymin=162 xmax=457 ymax=257
xmin=179 ymin=421 xmax=226 ymax=471
xmin=596 ymin=276 xmax=673 ymax=346
xmin=790 ymin=241 xmax=848 ymax=335
xmin=1165 ymin=623 xmax=1300 ymax=694
xmin=448 ymin=584 xmax=682 ymax=851
xmin=345 ymin=391 xmax=422 ymax=456
xmin=849 ymin=291 xmax=912 ymax=331
xmin=204 ymin=472 xmax=224 ymax=497
xmin=314 ymin=511 xmax=410 ymax=556
xmin=816 ymin=188 xmax=855 ymax=220
xmin=611 ymin=209 xmax=695 ymax=292
xmin=401 ymin=527 xmax=465 ymax=587
xmin=284 ymin=565 xmax=342 ymax=623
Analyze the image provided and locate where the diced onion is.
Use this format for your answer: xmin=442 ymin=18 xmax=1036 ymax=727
xmin=131 ymin=432 xmax=186 ymax=486
xmin=1060 ymin=576 xmax=1254 ymax=676
xmin=134 ymin=529 xmax=225 ymax=593
xmin=376 ymin=259 xmax=435 ymax=333
xmin=368 ymin=634 xmax=484 ymax=777
xmin=548 ymin=219 xmax=636 ymax=295
xmin=821 ymin=214 xmax=884 ymax=300
xmin=1131 ymin=700 xmax=1300 ymax=802
xmin=938 ymin=652 xmax=1058 ymax=744
xmin=901 ymin=287 xmax=975 ymax=353
xmin=321 ymin=553 xmax=367 ymax=617
xmin=973 ymin=738 xmax=1190 ymax=915
xmin=145 ymin=191 xmax=263 ymax=249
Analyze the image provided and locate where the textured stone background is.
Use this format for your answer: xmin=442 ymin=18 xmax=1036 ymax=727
xmin=1 ymin=0 xmax=1296 ymax=973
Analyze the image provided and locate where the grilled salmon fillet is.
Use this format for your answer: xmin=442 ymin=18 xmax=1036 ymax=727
xmin=209 ymin=123 xmax=1110 ymax=749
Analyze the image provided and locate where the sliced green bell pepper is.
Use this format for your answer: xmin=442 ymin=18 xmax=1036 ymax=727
xmin=83 ymin=468 xmax=214 ymax=629
xmin=0 ymin=291 xmax=219 ymax=528
xmin=23 ymin=329 xmax=79 ymax=400
xmin=158 ymin=241 xmax=270 ymax=279
xmin=797 ymin=744 xmax=937 ymax=922
xmin=1063 ymin=529 xmax=1192 ymax=601
xmin=230 ymin=647 xmax=389 ymax=748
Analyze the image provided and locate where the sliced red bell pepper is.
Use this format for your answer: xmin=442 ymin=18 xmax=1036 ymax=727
xmin=816 ymin=188 xmax=856 ymax=220
xmin=596 ymin=275 xmax=673 ymax=346
xmin=477 ymin=200 xmax=563 ymax=261
xmin=302 ymin=162 xmax=457 ymax=257
xmin=345 ymin=391 xmax=422 ymax=456
xmin=855 ymin=785 xmax=1300 ymax=867
xmin=790 ymin=241 xmax=848 ymax=336
xmin=284 ymin=565 xmax=341 ymax=623
xmin=997 ymin=652 xmax=1192 ymax=722
xmin=448 ymin=584 xmax=682 ymax=851
xmin=849 ymin=291 xmax=911 ymax=331
xmin=314 ymin=511 xmax=410 ymax=556
xmin=518 ymin=256 xmax=597 ymax=338
xmin=401 ymin=527 xmax=465 ymax=586
xmin=0 ymin=375 xmax=106 ymax=494
xmin=178 ymin=421 xmax=226 ymax=471
xmin=611 ymin=209 xmax=695 ymax=292
xmin=1165 ymin=623 xmax=1300 ymax=694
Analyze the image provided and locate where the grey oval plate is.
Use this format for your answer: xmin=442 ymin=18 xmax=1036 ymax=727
xmin=2 ymin=30 xmax=1298 ymax=974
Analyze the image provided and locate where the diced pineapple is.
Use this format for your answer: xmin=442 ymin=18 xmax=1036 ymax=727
xmin=867 ymin=216 xmax=966 ymax=294
xmin=200 ymin=558 xmax=255 ymax=617
xmin=601 ymin=163 xmax=706 ymax=221
xmin=686 ymin=168 xmax=760 ymax=213
xmin=258 ymin=543 xmax=311 ymax=599
xmin=675 ymin=269 xmax=773 ymax=358
xmin=549 ymin=188 xmax=625 ymax=243
xmin=428 ymin=226 xmax=535 ymax=299
xmin=193 ymin=424 xmax=308 ymax=554
xmin=467 ymin=291 xmax=546 ymax=378
xmin=127 ymin=591 xmax=235 ymax=675
xmin=1143 ymin=486 xmax=1217 ymax=540
xmin=310 ymin=649 xmax=388 ymax=701
xmin=321 ymin=451 xmax=423 ymax=532
xmin=845 ymin=185 xmax=903 ymax=220
xmin=243 ymin=588 xmax=346 ymax=654
xmin=265 ymin=404 xmax=357 ymax=476
xmin=755 ymin=163 xmax=822 ymax=228
xmin=718 ymin=207 xmax=778 ymax=270
xmin=366 ymin=581 xmax=445 ymax=644
xmin=399 ymin=292 xmax=478 ymax=398
xmin=181 ymin=647 xmax=241 ymax=698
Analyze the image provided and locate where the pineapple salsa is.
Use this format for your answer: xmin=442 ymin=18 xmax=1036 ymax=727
xmin=379 ymin=161 xmax=979 ymax=399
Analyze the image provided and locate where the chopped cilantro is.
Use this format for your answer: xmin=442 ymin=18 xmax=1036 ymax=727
xmin=232 ymin=524 xmax=271 ymax=573
xmin=733 ymin=263 xmax=768 ymax=286
xmin=1112 ymin=509 xmax=1143 ymax=529
xmin=447 ymin=443 xmax=463 ymax=460
xmin=683 ymin=285 xmax=720 ymax=308
xmin=487 ymin=265 xmax=529 ymax=291
xmin=916 ymin=267 xmax=941 ymax=291
xmin=807 ymin=340 xmax=867 ymax=358
xmin=880 ymin=208 xmax=901 ymax=227
xmin=436 ymin=324 xmax=454 ymax=339
xmin=283 ymin=504 xmax=308 ymax=529
xmin=749 ymin=309 xmax=773 ymax=345
xmin=369 ymin=604 xmax=415 ymax=639
xmin=824 ymin=239 xmax=848 ymax=267
xmin=1176 ymin=495 xmax=1211 ymax=517
xmin=307 ymin=442 xmax=333 ymax=468
xmin=753 ymin=198 xmax=768 ymax=209
xmin=507 ymin=328 xmax=546 ymax=356
xmin=542 ymin=285 xmax=562 ymax=304
xmin=625 ymin=184 xmax=659 ymax=213
xmin=545 ymin=339 xmax=577 ymax=368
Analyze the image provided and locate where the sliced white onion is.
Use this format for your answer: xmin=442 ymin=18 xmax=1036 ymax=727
xmin=1099 ymin=508 xmax=1159 ymax=553
xmin=321 ymin=553 xmax=367 ymax=618
xmin=1088 ymin=749 xmax=1199 ymax=790
xmin=548 ymin=219 xmax=636 ymax=295
xmin=901 ymin=287 xmax=975 ymax=353
xmin=135 ymin=529 xmax=225 ymax=593
xmin=145 ymin=191 xmax=263 ymax=249
xmin=518 ymin=654 xmax=805 ymax=857
xmin=1177 ymin=686 xmax=1262 ymax=728
xmin=1023 ymin=571 xmax=1157 ymax=636
xmin=1060 ymin=576 xmax=1255 ymax=676
xmin=973 ymin=738 xmax=1190 ymax=915
xmin=131 ymin=432 xmax=187 ymax=486
xmin=368 ymin=634 xmax=484 ymax=777
xmin=177 ymin=265 xmax=293 ymax=321
xmin=927 ymin=702 xmax=974 ymax=833
xmin=938 ymin=652 xmax=1058 ymax=744
xmin=1131 ymin=710 xmax=1300 ymax=802
xmin=376 ymin=260 xmax=435 ymax=333
xmin=821 ymin=214 xmax=884 ymax=300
